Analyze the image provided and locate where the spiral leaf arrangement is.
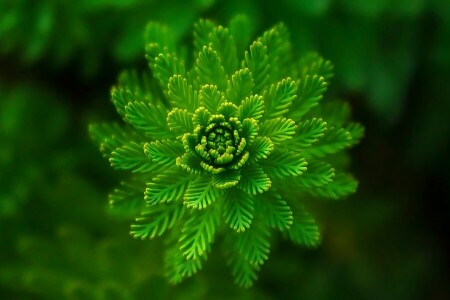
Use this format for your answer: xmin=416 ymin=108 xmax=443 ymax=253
xmin=90 ymin=16 xmax=364 ymax=287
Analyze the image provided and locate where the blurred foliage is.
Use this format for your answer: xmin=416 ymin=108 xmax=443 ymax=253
xmin=1 ymin=0 xmax=449 ymax=299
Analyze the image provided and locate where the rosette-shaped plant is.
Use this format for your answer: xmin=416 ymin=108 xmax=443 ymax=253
xmin=90 ymin=16 xmax=364 ymax=287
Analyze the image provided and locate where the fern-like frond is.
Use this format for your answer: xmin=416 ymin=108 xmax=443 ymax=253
xmin=179 ymin=206 xmax=219 ymax=260
xmin=307 ymin=172 xmax=358 ymax=199
xmin=243 ymin=41 xmax=270 ymax=92
xmin=227 ymin=68 xmax=255 ymax=104
xmin=145 ymin=171 xmax=191 ymax=205
xmin=303 ymin=127 xmax=353 ymax=158
xmin=236 ymin=220 xmax=271 ymax=265
xmin=167 ymin=108 xmax=194 ymax=135
xmin=289 ymin=75 xmax=328 ymax=120
xmin=109 ymin=179 xmax=147 ymax=216
xmin=209 ymin=26 xmax=238 ymax=75
xmin=184 ymin=174 xmax=219 ymax=210
xmin=195 ymin=46 xmax=227 ymax=90
xmin=167 ymin=75 xmax=198 ymax=110
xmin=144 ymin=139 xmax=184 ymax=170
xmin=237 ymin=94 xmax=264 ymax=120
xmin=130 ymin=203 xmax=185 ymax=240
xmin=260 ymin=149 xmax=307 ymax=179
xmin=110 ymin=141 xmax=152 ymax=173
xmin=288 ymin=118 xmax=328 ymax=149
xmin=263 ymin=77 xmax=297 ymax=118
xmin=238 ymin=165 xmax=271 ymax=195
xmin=255 ymin=193 xmax=293 ymax=231
xmin=247 ymin=136 xmax=274 ymax=163
xmin=223 ymin=188 xmax=254 ymax=232
xmin=287 ymin=206 xmax=321 ymax=247
xmin=125 ymin=102 xmax=172 ymax=139
xmin=259 ymin=117 xmax=296 ymax=144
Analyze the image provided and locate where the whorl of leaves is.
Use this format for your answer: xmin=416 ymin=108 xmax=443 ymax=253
xmin=90 ymin=15 xmax=363 ymax=288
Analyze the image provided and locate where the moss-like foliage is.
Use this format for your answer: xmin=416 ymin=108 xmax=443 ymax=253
xmin=90 ymin=16 xmax=364 ymax=287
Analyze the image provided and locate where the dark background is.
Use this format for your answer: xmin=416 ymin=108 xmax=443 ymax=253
xmin=1 ymin=0 xmax=449 ymax=299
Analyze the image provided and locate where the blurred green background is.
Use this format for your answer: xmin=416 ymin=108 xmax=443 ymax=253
xmin=1 ymin=0 xmax=449 ymax=299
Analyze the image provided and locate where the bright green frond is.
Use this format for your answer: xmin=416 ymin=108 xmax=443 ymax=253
xmin=217 ymin=101 xmax=238 ymax=119
xmin=195 ymin=46 xmax=228 ymax=90
xmin=176 ymin=153 xmax=203 ymax=174
xmin=261 ymin=149 xmax=307 ymax=179
xmin=167 ymin=75 xmax=198 ymax=110
xmin=223 ymin=188 xmax=254 ymax=232
xmin=308 ymin=172 xmax=358 ymax=199
xmin=247 ymin=136 xmax=274 ymax=163
xmin=130 ymin=202 xmax=185 ymax=240
xmin=89 ymin=123 xmax=142 ymax=157
xmin=236 ymin=220 xmax=270 ymax=265
xmin=288 ymin=118 xmax=328 ymax=149
xmin=299 ymin=52 xmax=334 ymax=81
xmin=287 ymin=206 xmax=321 ymax=247
xmin=193 ymin=19 xmax=215 ymax=56
xmin=145 ymin=22 xmax=175 ymax=52
xmin=145 ymin=170 xmax=191 ymax=205
xmin=347 ymin=122 xmax=365 ymax=147
xmin=209 ymin=26 xmax=238 ymax=75
xmin=167 ymin=108 xmax=194 ymax=135
xmin=229 ymin=14 xmax=254 ymax=58
xmin=110 ymin=141 xmax=153 ymax=173
xmin=296 ymin=162 xmax=335 ymax=188
xmin=228 ymin=253 xmax=260 ymax=288
xmin=149 ymin=49 xmax=186 ymax=90
xmin=241 ymin=118 xmax=259 ymax=145
xmin=237 ymin=94 xmax=264 ymax=121
xmin=179 ymin=206 xmax=219 ymax=260
xmin=212 ymin=169 xmax=241 ymax=189
xmin=255 ymin=193 xmax=293 ymax=231
xmin=109 ymin=179 xmax=146 ymax=217
xmin=125 ymin=101 xmax=172 ymax=139
xmin=258 ymin=23 xmax=293 ymax=80
xmin=289 ymin=75 xmax=328 ymax=120
xmin=303 ymin=127 xmax=353 ymax=157
xmin=165 ymin=242 xmax=208 ymax=284
xmin=243 ymin=41 xmax=270 ymax=93
xmin=184 ymin=175 xmax=219 ymax=210
xmin=259 ymin=117 xmax=296 ymax=144
xmin=263 ymin=77 xmax=297 ymax=118
xmin=144 ymin=139 xmax=184 ymax=170
xmin=227 ymin=68 xmax=255 ymax=104
xmin=199 ymin=84 xmax=223 ymax=113
xmin=309 ymin=100 xmax=351 ymax=127
xmin=238 ymin=165 xmax=271 ymax=195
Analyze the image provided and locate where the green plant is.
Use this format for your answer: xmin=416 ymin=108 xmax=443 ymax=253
xmin=90 ymin=16 xmax=363 ymax=287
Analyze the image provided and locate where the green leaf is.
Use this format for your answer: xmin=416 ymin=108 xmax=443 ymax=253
xmin=167 ymin=75 xmax=198 ymax=110
xmin=296 ymin=162 xmax=335 ymax=188
xmin=195 ymin=46 xmax=228 ymax=90
xmin=167 ymin=108 xmax=194 ymax=135
xmin=236 ymin=220 xmax=270 ymax=265
xmin=184 ymin=175 xmax=219 ymax=210
xmin=145 ymin=170 xmax=191 ymax=205
xmin=192 ymin=107 xmax=212 ymax=127
xmin=209 ymin=26 xmax=238 ymax=74
xmin=165 ymin=242 xmax=208 ymax=284
xmin=89 ymin=123 xmax=139 ymax=157
xmin=193 ymin=19 xmax=215 ymax=56
xmin=179 ymin=206 xmax=219 ymax=260
xmin=227 ymin=68 xmax=255 ymax=104
xmin=303 ymin=127 xmax=353 ymax=157
xmin=255 ymin=193 xmax=293 ymax=231
xmin=144 ymin=22 xmax=175 ymax=52
xmin=223 ymin=188 xmax=254 ymax=232
xmin=247 ymin=136 xmax=274 ymax=163
xmin=144 ymin=139 xmax=184 ymax=170
xmin=238 ymin=165 xmax=271 ymax=195
xmin=346 ymin=122 xmax=365 ymax=147
xmin=228 ymin=252 xmax=260 ymax=288
xmin=241 ymin=118 xmax=259 ymax=145
xmin=109 ymin=179 xmax=146 ymax=217
xmin=125 ymin=101 xmax=172 ymax=139
xmin=237 ymin=95 xmax=264 ymax=121
xmin=261 ymin=149 xmax=307 ymax=179
xmin=263 ymin=77 xmax=297 ymax=118
xmin=199 ymin=84 xmax=223 ymax=113
xmin=110 ymin=141 xmax=153 ymax=173
xmin=288 ymin=206 xmax=321 ymax=247
xmin=229 ymin=14 xmax=254 ymax=58
xmin=307 ymin=172 xmax=358 ymax=199
xmin=258 ymin=23 xmax=293 ymax=81
xmin=287 ymin=118 xmax=327 ymax=149
xmin=299 ymin=52 xmax=334 ymax=81
xmin=212 ymin=169 xmax=241 ymax=189
xmin=243 ymin=41 xmax=270 ymax=93
xmin=217 ymin=102 xmax=238 ymax=120
xmin=308 ymin=100 xmax=351 ymax=127
xmin=290 ymin=75 xmax=328 ymax=120
xmin=130 ymin=203 xmax=185 ymax=239
xmin=148 ymin=49 xmax=185 ymax=90
xmin=259 ymin=117 xmax=296 ymax=144
xmin=176 ymin=153 xmax=203 ymax=174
